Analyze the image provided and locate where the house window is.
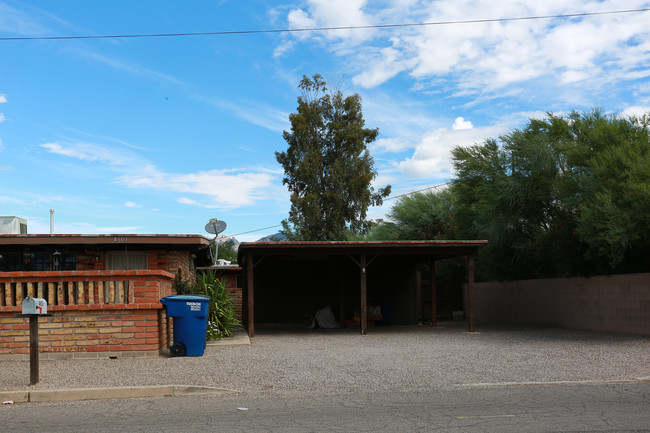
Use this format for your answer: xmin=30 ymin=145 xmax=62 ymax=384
xmin=106 ymin=253 xmax=148 ymax=270
xmin=0 ymin=251 xmax=76 ymax=271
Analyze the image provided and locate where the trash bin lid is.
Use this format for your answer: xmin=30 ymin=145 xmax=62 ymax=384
xmin=161 ymin=295 xmax=210 ymax=302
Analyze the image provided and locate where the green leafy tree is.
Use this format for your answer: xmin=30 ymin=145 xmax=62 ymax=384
xmin=450 ymin=109 xmax=650 ymax=280
xmin=276 ymin=74 xmax=391 ymax=240
xmin=368 ymin=188 xmax=457 ymax=241
xmin=566 ymin=111 xmax=650 ymax=269
xmin=216 ymin=240 xmax=238 ymax=264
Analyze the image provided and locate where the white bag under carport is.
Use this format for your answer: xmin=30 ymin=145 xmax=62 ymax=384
xmin=309 ymin=305 xmax=339 ymax=329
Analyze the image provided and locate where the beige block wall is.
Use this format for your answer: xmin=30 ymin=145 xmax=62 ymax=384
xmin=472 ymin=273 xmax=650 ymax=335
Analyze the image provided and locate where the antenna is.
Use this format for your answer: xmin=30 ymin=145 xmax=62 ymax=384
xmin=204 ymin=218 xmax=227 ymax=266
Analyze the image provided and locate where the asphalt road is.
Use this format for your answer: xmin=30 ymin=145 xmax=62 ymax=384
xmin=2 ymin=382 xmax=649 ymax=432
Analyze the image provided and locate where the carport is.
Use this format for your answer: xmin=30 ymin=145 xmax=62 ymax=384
xmin=238 ymin=240 xmax=487 ymax=337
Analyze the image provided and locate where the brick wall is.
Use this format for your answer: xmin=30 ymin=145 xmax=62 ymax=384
xmin=210 ymin=269 xmax=242 ymax=321
xmin=77 ymin=250 xmax=105 ymax=270
xmin=0 ymin=270 xmax=175 ymax=360
xmin=1 ymin=308 xmax=163 ymax=359
xmin=74 ymin=249 xmax=193 ymax=277
xmin=471 ymin=272 xmax=650 ymax=335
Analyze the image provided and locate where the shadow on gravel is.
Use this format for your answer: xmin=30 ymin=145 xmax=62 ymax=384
xmin=252 ymin=321 xmax=649 ymax=343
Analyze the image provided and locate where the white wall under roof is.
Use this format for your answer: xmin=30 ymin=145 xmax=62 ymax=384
xmin=0 ymin=216 xmax=28 ymax=234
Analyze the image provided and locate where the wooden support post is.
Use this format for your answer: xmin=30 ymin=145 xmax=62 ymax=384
xmin=339 ymin=282 xmax=345 ymax=327
xmin=88 ymin=281 xmax=95 ymax=304
xmin=21 ymin=313 xmax=52 ymax=386
xmin=29 ymin=315 xmax=39 ymax=385
xmin=468 ymin=254 xmax=476 ymax=333
xmin=416 ymin=271 xmax=422 ymax=325
xmin=48 ymin=283 xmax=55 ymax=305
xmin=247 ymin=256 xmax=255 ymax=338
xmin=430 ymin=261 xmax=437 ymax=327
xmin=360 ymin=254 xmax=367 ymax=336
xmin=16 ymin=282 xmax=24 ymax=304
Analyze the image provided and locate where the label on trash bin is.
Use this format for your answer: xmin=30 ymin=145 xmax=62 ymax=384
xmin=187 ymin=301 xmax=202 ymax=311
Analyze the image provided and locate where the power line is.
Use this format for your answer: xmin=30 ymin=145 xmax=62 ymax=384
xmin=384 ymin=182 xmax=451 ymax=201
xmin=226 ymin=183 xmax=451 ymax=237
xmin=1 ymin=8 xmax=647 ymax=41
xmin=229 ymin=224 xmax=282 ymax=237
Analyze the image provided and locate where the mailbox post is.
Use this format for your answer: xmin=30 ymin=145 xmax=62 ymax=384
xmin=20 ymin=297 xmax=51 ymax=386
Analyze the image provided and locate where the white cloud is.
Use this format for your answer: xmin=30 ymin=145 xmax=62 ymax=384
xmin=178 ymin=197 xmax=218 ymax=208
xmin=0 ymin=94 xmax=6 ymax=125
xmin=372 ymin=137 xmax=412 ymax=153
xmin=282 ymin=1 xmax=650 ymax=99
xmin=362 ymin=91 xmax=438 ymax=139
xmin=560 ymin=70 xmax=590 ymax=84
xmin=201 ymin=95 xmax=289 ymax=133
xmin=288 ymin=8 xmax=317 ymax=30
xmin=273 ymin=40 xmax=296 ymax=58
xmin=116 ymin=166 xmax=277 ymax=210
xmin=0 ymin=195 xmax=26 ymax=205
xmin=352 ymin=46 xmax=410 ymax=88
xmin=287 ymin=0 xmax=377 ymax=43
xmin=397 ymin=123 xmax=504 ymax=178
xmin=0 ymin=3 xmax=46 ymax=35
xmin=124 ymin=201 xmax=141 ymax=208
xmin=40 ymin=141 xmax=130 ymax=165
xmin=621 ymin=106 xmax=650 ymax=118
xmin=452 ymin=117 xmax=473 ymax=130
xmin=73 ymin=49 xmax=187 ymax=88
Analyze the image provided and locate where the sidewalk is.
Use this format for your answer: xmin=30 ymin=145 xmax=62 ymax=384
xmin=2 ymin=323 xmax=648 ymax=404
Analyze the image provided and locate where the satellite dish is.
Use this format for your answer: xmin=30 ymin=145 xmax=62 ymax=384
xmin=205 ymin=219 xmax=227 ymax=235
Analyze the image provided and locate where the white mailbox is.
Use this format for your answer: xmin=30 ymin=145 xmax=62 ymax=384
xmin=22 ymin=297 xmax=47 ymax=315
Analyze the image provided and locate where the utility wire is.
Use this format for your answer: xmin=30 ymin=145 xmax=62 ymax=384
xmin=229 ymin=224 xmax=282 ymax=237
xmin=226 ymin=183 xmax=451 ymax=237
xmin=1 ymin=8 xmax=647 ymax=41
xmin=384 ymin=182 xmax=451 ymax=201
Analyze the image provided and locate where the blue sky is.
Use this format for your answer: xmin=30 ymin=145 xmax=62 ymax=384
xmin=1 ymin=1 xmax=649 ymax=241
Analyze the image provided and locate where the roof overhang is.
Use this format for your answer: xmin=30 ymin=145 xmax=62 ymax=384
xmin=238 ymin=240 xmax=488 ymax=262
xmin=0 ymin=234 xmax=211 ymax=250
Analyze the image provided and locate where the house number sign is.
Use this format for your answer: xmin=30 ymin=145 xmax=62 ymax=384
xmin=114 ymin=237 xmax=129 ymax=243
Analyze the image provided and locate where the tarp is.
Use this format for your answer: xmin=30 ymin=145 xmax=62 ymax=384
xmin=309 ymin=305 xmax=339 ymax=329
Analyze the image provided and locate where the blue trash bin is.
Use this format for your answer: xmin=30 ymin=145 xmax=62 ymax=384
xmin=160 ymin=295 xmax=210 ymax=356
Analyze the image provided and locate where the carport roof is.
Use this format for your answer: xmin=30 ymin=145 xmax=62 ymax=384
xmin=238 ymin=240 xmax=488 ymax=261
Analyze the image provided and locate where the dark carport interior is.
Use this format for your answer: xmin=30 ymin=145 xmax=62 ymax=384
xmin=237 ymin=241 xmax=487 ymax=337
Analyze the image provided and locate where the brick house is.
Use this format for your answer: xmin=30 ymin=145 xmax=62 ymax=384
xmin=0 ymin=234 xmax=215 ymax=360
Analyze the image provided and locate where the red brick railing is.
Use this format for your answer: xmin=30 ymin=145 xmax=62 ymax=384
xmin=0 ymin=270 xmax=174 ymax=312
xmin=0 ymin=270 xmax=175 ymax=358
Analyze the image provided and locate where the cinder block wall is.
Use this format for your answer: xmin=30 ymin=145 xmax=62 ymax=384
xmin=471 ymin=273 xmax=650 ymax=335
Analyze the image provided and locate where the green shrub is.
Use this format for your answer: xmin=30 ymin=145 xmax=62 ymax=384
xmin=195 ymin=270 xmax=241 ymax=340
xmin=174 ymin=269 xmax=195 ymax=295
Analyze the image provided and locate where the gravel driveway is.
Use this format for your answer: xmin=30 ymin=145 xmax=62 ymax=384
xmin=2 ymin=323 xmax=649 ymax=397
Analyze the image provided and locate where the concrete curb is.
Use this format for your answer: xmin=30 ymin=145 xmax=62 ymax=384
xmin=1 ymin=385 xmax=238 ymax=404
